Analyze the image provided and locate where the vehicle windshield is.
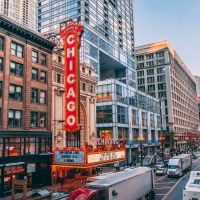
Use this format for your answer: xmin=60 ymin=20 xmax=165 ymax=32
xmin=168 ymin=165 xmax=177 ymax=169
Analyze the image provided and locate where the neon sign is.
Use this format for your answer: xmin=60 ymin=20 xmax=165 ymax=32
xmin=60 ymin=22 xmax=84 ymax=132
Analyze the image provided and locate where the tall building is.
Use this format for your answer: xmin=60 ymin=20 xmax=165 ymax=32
xmin=37 ymin=0 xmax=136 ymax=87
xmin=38 ymin=0 xmax=163 ymax=162
xmin=194 ymin=76 xmax=200 ymax=122
xmin=136 ymin=41 xmax=199 ymax=151
xmin=0 ymin=15 xmax=54 ymax=196
xmin=0 ymin=0 xmax=36 ymax=30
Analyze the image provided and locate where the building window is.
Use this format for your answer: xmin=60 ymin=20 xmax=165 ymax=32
xmin=9 ymin=84 xmax=23 ymax=101
xmin=156 ymin=51 xmax=165 ymax=58
xmin=132 ymin=110 xmax=139 ymax=125
xmin=148 ymin=85 xmax=155 ymax=91
xmin=31 ymin=112 xmax=38 ymax=128
xmin=31 ymin=88 xmax=38 ymax=103
xmin=40 ymin=71 xmax=47 ymax=83
xmin=146 ymin=61 xmax=154 ymax=67
xmin=158 ymin=91 xmax=167 ymax=98
xmin=0 ymin=81 xmax=2 ymax=98
xmin=97 ymin=105 xmax=113 ymax=123
xmin=138 ymin=78 xmax=145 ymax=85
xmin=117 ymin=106 xmax=128 ymax=124
xmin=41 ymin=54 xmax=47 ymax=66
xmin=40 ymin=113 xmax=46 ymax=128
xmin=40 ymin=90 xmax=46 ymax=104
xmin=157 ymin=59 xmax=165 ymax=65
xmin=157 ymin=75 xmax=166 ymax=82
xmin=137 ymin=55 xmax=144 ymax=61
xmin=56 ymin=73 xmax=61 ymax=83
xmin=137 ymin=70 xmax=144 ymax=77
xmin=82 ymin=83 xmax=86 ymax=91
xmin=10 ymin=61 xmax=23 ymax=77
xmin=0 ymin=57 xmax=3 ymax=71
xmin=137 ymin=63 xmax=145 ymax=69
xmin=138 ymin=86 xmax=145 ymax=92
xmin=146 ymin=53 xmax=154 ymax=60
xmin=142 ymin=112 xmax=147 ymax=127
xmin=147 ymin=69 xmax=154 ymax=76
xmin=89 ymin=85 xmax=93 ymax=93
xmin=32 ymin=50 xmax=38 ymax=63
xmin=0 ymin=37 xmax=3 ymax=50
xmin=157 ymin=67 xmax=166 ymax=74
xmin=158 ymin=83 xmax=166 ymax=90
xmin=147 ymin=77 xmax=155 ymax=84
xmin=58 ymin=55 xmax=62 ymax=63
xmin=8 ymin=110 xmax=22 ymax=127
xmin=11 ymin=42 xmax=23 ymax=58
xmin=32 ymin=68 xmax=38 ymax=80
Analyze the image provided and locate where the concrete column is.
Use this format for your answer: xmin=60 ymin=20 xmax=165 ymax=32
xmin=147 ymin=111 xmax=151 ymax=154
xmin=138 ymin=109 xmax=143 ymax=138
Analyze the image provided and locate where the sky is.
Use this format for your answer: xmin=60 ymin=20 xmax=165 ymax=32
xmin=134 ymin=0 xmax=200 ymax=76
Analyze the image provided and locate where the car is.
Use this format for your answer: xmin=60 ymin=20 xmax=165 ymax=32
xmin=156 ymin=166 xmax=167 ymax=176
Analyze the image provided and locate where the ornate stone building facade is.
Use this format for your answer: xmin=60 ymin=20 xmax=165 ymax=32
xmin=52 ymin=50 xmax=97 ymax=149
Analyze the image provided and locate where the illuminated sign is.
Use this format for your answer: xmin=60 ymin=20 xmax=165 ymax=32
xmin=5 ymin=168 xmax=25 ymax=175
xmin=60 ymin=22 xmax=84 ymax=132
xmin=87 ymin=150 xmax=126 ymax=164
xmin=54 ymin=150 xmax=85 ymax=164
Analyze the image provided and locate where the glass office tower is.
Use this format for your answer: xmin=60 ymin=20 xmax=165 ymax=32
xmin=38 ymin=0 xmax=136 ymax=87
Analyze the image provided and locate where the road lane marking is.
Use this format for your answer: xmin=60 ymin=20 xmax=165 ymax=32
xmin=155 ymin=187 xmax=172 ymax=189
xmin=155 ymin=175 xmax=167 ymax=182
xmin=162 ymin=164 xmax=200 ymax=200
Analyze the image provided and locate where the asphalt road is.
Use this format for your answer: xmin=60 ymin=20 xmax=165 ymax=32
xmin=154 ymin=157 xmax=200 ymax=200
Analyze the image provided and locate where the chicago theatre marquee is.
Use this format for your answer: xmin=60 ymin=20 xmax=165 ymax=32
xmin=52 ymin=21 xmax=126 ymax=179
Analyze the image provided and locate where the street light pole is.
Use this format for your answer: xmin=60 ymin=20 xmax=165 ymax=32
xmin=159 ymin=136 xmax=165 ymax=162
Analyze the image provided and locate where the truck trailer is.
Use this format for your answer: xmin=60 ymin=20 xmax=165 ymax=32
xmin=67 ymin=167 xmax=154 ymax=200
xmin=183 ymin=171 xmax=200 ymax=200
xmin=167 ymin=154 xmax=192 ymax=177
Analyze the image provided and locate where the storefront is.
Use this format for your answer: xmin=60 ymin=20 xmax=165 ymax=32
xmin=0 ymin=131 xmax=52 ymax=197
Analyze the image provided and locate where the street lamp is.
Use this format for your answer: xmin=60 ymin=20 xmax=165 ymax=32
xmin=138 ymin=137 xmax=144 ymax=166
xmin=159 ymin=136 xmax=165 ymax=161
xmin=185 ymin=136 xmax=189 ymax=153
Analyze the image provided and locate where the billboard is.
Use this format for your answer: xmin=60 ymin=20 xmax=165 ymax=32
xmin=60 ymin=22 xmax=84 ymax=132
xmin=87 ymin=150 xmax=126 ymax=165
xmin=54 ymin=150 xmax=85 ymax=164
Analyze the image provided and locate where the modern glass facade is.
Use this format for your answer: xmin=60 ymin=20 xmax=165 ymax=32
xmin=96 ymin=79 xmax=161 ymax=147
xmin=38 ymin=0 xmax=136 ymax=87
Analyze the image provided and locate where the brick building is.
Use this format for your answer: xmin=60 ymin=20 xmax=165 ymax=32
xmin=0 ymin=15 xmax=54 ymax=196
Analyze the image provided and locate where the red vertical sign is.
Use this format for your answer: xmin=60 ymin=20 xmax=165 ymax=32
xmin=60 ymin=22 xmax=84 ymax=132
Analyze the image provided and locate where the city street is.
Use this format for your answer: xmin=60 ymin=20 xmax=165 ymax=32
xmin=154 ymin=158 xmax=200 ymax=200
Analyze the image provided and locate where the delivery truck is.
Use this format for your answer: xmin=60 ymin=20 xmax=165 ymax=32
xmin=167 ymin=154 xmax=192 ymax=177
xmin=67 ymin=167 xmax=154 ymax=200
xmin=183 ymin=171 xmax=200 ymax=200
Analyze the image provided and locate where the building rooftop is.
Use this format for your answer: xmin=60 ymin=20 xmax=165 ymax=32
xmin=136 ymin=40 xmax=196 ymax=83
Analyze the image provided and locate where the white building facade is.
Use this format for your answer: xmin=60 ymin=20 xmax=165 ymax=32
xmin=136 ymin=41 xmax=199 ymax=151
